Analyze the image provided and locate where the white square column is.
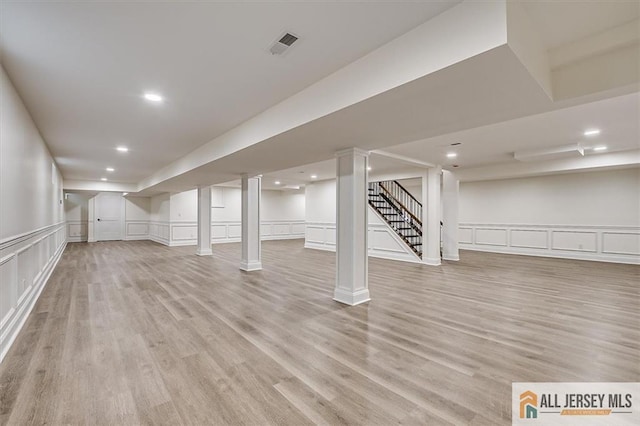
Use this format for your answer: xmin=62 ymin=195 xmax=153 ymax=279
xmin=442 ymin=170 xmax=460 ymax=261
xmin=240 ymin=174 xmax=262 ymax=272
xmin=334 ymin=148 xmax=370 ymax=306
xmin=196 ymin=185 xmax=213 ymax=256
xmin=422 ymin=167 xmax=442 ymax=266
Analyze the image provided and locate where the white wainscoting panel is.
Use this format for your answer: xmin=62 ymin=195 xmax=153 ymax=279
xmin=475 ymin=228 xmax=508 ymax=247
xmin=67 ymin=220 xmax=88 ymax=242
xmin=459 ymin=223 xmax=640 ymax=264
xmin=459 ymin=227 xmax=473 ymax=244
xmin=551 ymin=231 xmax=597 ymax=252
xmin=602 ymin=232 xmax=640 ymax=256
xmin=125 ymin=221 xmax=150 ymax=240
xmin=149 ymin=221 xmax=170 ymax=246
xmin=510 ymin=229 xmax=548 ymax=249
xmin=147 ymin=220 xmax=305 ymax=247
xmin=228 ymin=224 xmax=242 ymax=239
xmin=210 ymin=220 xmax=305 ymax=245
xmin=171 ymin=224 xmax=198 ymax=244
xmin=0 ymin=223 xmax=66 ymax=363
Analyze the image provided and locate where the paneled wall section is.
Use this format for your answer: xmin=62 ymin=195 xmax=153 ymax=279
xmin=0 ymin=223 xmax=66 ymax=361
xmin=459 ymin=223 xmax=639 ymax=264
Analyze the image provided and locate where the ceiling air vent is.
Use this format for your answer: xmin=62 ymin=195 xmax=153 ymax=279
xmin=270 ymin=32 xmax=299 ymax=55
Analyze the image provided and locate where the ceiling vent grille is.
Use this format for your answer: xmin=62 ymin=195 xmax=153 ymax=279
xmin=270 ymin=32 xmax=299 ymax=55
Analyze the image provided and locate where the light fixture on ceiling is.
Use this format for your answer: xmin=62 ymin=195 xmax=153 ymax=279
xmin=584 ymin=129 xmax=600 ymax=136
xmin=123 ymin=192 xmax=129 ymax=196
xmin=367 ymin=166 xmax=372 ymax=171
xmin=446 ymin=152 xmax=457 ymax=158
xmin=144 ymin=93 xmax=163 ymax=103
xmin=106 ymin=167 xmax=115 ymax=172
xmin=310 ymin=174 xmax=318 ymax=179
xmin=101 ymin=177 xmax=107 ymax=181
xmin=592 ymin=146 xmax=607 ymax=151
xmin=275 ymin=181 xmax=281 ymax=185
xmin=116 ymin=146 xmax=128 ymax=152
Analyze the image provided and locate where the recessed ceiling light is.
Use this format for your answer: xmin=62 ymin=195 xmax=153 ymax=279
xmin=593 ymin=146 xmax=607 ymax=151
xmin=144 ymin=93 xmax=163 ymax=102
xmin=275 ymin=181 xmax=281 ymax=185
xmin=447 ymin=152 xmax=457 ymax=158
xmin=106 ymin=167 xmax=115 ymax=172
xmin=584 ymin=129 xmax=600 ymax=136
xmin=310 ymin=174 xmax=318 ymax=179
xmin=367 ymin=166 xmax=372 ymax=171
xmin=101 ymin=178 xmax=107 ymax=181
xmin=116 ymin=146 xmax=128 ymax=152
xmin=123 ymin=192 xmax=129 ymax=196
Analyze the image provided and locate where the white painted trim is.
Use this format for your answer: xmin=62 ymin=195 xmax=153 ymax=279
xmin=459 ymin=223 xmax=640 ymax=264
xmin=333 ymin=288 xmax=371 ymax=306
xmin=0 ymin=224 xmax=67 ymax=364
xmin=125 ymin=220 xmax=150 ymax=240
xmin=196 ymin=248 xmax=213 ymax=256
xmin=66 ymin=220 xmax=88 ymax=242
xmin=0 ymin=221 xmax=66 ymax=249
xmin=239 ymin=261 xmax=263 ymax=272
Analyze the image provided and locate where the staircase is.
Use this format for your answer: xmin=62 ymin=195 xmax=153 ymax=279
xmin=368 ymin=180 xmax=422 ymax=257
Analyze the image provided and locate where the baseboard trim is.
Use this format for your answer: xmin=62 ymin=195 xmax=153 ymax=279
xmin=240 ymin=260 xmax=263 ymax=272
xmin=461 ymin=246 xmax=640 ymax=265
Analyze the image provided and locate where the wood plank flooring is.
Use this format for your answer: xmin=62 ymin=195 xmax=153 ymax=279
xmin=0 ymin=240 xmax=638 ymax=425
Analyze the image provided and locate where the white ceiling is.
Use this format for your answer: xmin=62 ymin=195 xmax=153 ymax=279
xmin=2 ymin=1 xmax=638 ymax=192
xmin=0 ymin=0 xmax=459 ymax=183
xmin=221 ymin=154 xmax=425 ymax=191
xmin=522 ymin=0 xmax=640 ymax=49
xmin=384 ymin=92 xmax=640 ymax=174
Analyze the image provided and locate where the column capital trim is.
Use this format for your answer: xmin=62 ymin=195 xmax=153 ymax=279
xmin=335 ymin=147 xmax=370 ymax=158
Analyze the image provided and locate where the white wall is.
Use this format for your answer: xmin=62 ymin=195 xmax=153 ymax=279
xmin=170 ymin=189 xmax=198 ymax=222
xmin=125 ymin=196 xmax=151 ymax=240
xmin=147 ymin=186 xmax=306 ymax=246
xmin=150 ymin=193 xmax=170 ymax=222
xmin=305 ymin=180 xmax=337 ymax=223
xmin=459 ymin=168 xmax=640 ymax=263
xmin=305 ymin=179 xmax=420 ymax=263
xmin=65 ymin=193 xmax=90 ymax=242
xmin=0 ymin=65 xmax=67 ymax=362
xmin=210 ymin=186 xmax=305 ymax=245
xmin=149 ymin=193 xmax=170 ymax=244
xmin=263 ymin=190 xmax=305 ymax=222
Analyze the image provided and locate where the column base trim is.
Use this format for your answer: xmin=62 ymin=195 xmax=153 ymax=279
xmin=442 ymin=254 xmax=460 ymax=261
xmin=240 ymin=261 xmax=262 ymax=272
xmin=196 ymin=248 xmax=213 ymax=256
xmin=422 ymin=257 xmax=442 ymax=266
xmin=333 ymin=288 xmax=371 ymax=306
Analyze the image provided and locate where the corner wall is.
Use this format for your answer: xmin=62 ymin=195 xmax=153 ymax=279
xmin=458 ymin=168 xmax=640 ymax=264
xmin=0 ymin=65 xmax=66 ymax=362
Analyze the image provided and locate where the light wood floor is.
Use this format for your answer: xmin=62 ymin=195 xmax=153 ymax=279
xmin=0 ymin=240 xmax=638 ymax=425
